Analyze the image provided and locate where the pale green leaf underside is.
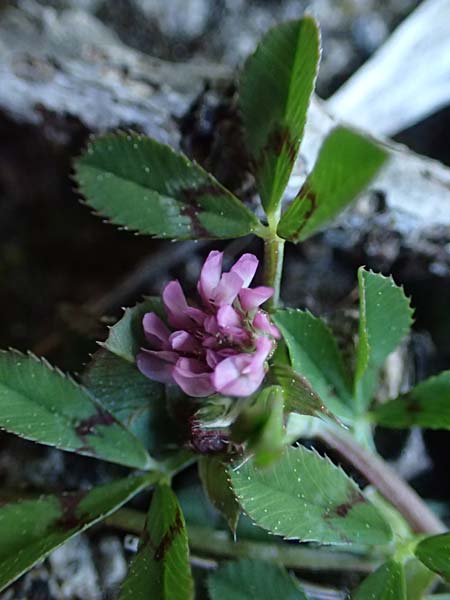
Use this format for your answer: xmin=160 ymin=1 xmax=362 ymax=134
xmin=278 ymin=126 xmax=387 ymax=241
xmin=0 ymin=476 xmax=152 ymax=592
xmin=75 ymin=132 xmax=260 ymax=240
xmin=0 ymin=350 xmax=152 ymax=470
xmin=273 ymin=364 xmax=340 ymax=424
xmin=250 ymin=385 xmax=286 ymax=467
xmin=355 ymin=268 xmax=413 ymax=411
xmin=198 ymin=457 xmax=240 ymax=534
xmin=120 ymin=484 xmax=193 ymax=600
xmin=415 ymin=533 xmax=450 ymax=581
xmin=273 ymin=309 xmax=353 ymax=417
xmin=240 ymin=17 xmax=320 ymax=214
xmin=353 ymin=560 xmax=406 ymax=599
xmin=208 ymin=559 xmax=305 ymax=600
xmin=102 ymin=297 xmax=163 ymax=363
xmin=230 ymin=445 xmax=392 ymax=545
xmin=371 ymin=370 xmax=450 ymax=430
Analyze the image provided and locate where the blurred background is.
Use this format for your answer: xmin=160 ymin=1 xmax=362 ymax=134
xmin=1 ymin=0 xmax=450 ymax=598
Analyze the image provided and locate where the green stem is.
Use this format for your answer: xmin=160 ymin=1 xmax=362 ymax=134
xmin=104 ymin=509 xmax=381 ymax=573
xmin=317 ymin=427 xmax=446 ymax=535
xmin=263 ymin=235 xmax=285 ymax=310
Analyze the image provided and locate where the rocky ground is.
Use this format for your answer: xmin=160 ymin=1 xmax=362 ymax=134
xmin=1 ymin=0 xmax=450 ymax=598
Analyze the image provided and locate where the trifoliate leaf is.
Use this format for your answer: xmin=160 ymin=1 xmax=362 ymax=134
xmin=74 ymin=132 xmax=261 ymax=240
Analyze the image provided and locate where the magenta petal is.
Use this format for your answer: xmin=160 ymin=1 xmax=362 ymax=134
xmin=204 ymin=315 xmax=219 ymax=334
xmin=172 ymin=358 xmax=215 ymax=397
xmin=253 ymin=311 xmax=281 ymax=339
xmin=239 ymin=286 xmax=274 ymax=311
xmin=162 ymin=280 xmax=192 ymax=329
xmin=230 ymin=253 xmax=258 ymax=287
xmin=142 ymin=313 xmax=171 ymax=349
xmin=212 ymin=354 xmax=266 ymax=396
xmin=214 ymin=271 xmax=244 ymax=306
xmin=185 ymin=307 xmax=207 ymax=325
xmin=198 ymin=250 xmax=223 ymax=304
xmin=212 ymin=337 xmax=272 ymax=397
xmin=217 ymin=305 xmax=241 ymax=329
xmin=206 ymin=349 xmax=220 ymax=369
xmin=137 ymin=349 xmax=177 ymax=384
xmin=169 ymin=330 xmax=199 ymax=353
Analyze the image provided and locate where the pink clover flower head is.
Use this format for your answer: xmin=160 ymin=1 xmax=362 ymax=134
xmin=137 ymin=251 xmax=280 ymax=397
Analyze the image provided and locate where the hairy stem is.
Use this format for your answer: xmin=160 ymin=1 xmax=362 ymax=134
xmin=104 ymin=509 xmax=381 ymax=572
xmin=263 ymin=235 xmax=285 ymax=309
xmin=317 ymin=427 xmax=446 ymax=535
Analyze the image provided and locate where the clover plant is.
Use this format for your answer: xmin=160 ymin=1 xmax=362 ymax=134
xmin=1 ymin=16 xmax=449 ymax=599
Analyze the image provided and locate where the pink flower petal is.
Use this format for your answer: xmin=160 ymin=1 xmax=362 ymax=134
xmin=198 ymin=250 xmax=223 ymax=304
xmin=239 ymin=286 xmax=274 ymax=311
xmin=212 ymin=354 xmax=266 ymax=396
xmin=253 ymin=311 xmax=281 ymax=339
xmin=137 ymin=349 xmax=177 ymax=384
xmin=204 ymin=315 xmax=219 ymax=334
xmin=214 ymin=271 xmax=244 ymax=306
xmin=169 ymin=330 xmax=200 ymax=353
xmin=172 ymin=358 xmax=215 ymax=397
xmin=142 ymin=313 xmax=171 ymax=349
xmin=162 ymin=280 xmax=192 ymax=329
xmin=206 ymin=349 xmax=220 ymax=369
xmin=212 ymin=337 xmax=273 ymax=396
xmin=217 ymin=305 xmax=241 ymax=329
xmin=185 ymin=307 xmax=207 ymax=325
xmin=230 ymin=253 xmax=258 ymax=287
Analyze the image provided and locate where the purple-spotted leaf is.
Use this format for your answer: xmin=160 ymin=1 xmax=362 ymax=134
xmin=230 ymin=445 xmax=392 ymax=545
xmin=240 ymin=17 xmax=320 ymax=216
xmin=355 ymin=269 xmax=413 ymax=412
xmin=74 ymin=132 xmax=261 ymax=240
xmin=0 ymin=475 xmax=154 ymax=592
xmin=83 ymin=349 xmax=178 ymax=456
xmin=208 ymin=559 xmax=306 ymax=600
xmin=198 ymin=456 xmax=240 ymax=535
xmin=415 ymin=533 xmax=450 ymax=581
xmin=0 ymin=350 xmax=155 ymax=470
xmin=120 ymin=484 xmax=193 ymax=600
xmin=278 ymin=127 xmax=387 ymax=241
xmin=371 ymin=371 xmax=450 ymax=430
xmin=353 ymin=560 xmax=406 ymax=599
xmin=273 ymin=364 xmax=340 ymax=424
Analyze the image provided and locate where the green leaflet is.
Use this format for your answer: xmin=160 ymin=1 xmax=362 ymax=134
xmin=230 ymin=445 xmax=392 ymax=546
xmin=278 ymin=127 xmax=387 ymax=241
xmin=371 ymin=371 xmax=450 ymax=430
xmin=102 ymin=296 xmax=163 ymax=363
xmin=208 ymin=559 xmax=306 ymax=600
xmin=74 ymin=132 xmax=261 ymax=240
xmin=83 ymin=349 xmax=177 ymax=455
xmin=198 ymin=457 xmax=240 ymax=535
xmin=355 ymin=268 xmax=413 ymax=412
xmin=415 ymin=533 xmax=450 ymax=581
xmin=353 ymin=560 xmax=406 ymax=599
xmin=119 ymin=484 xmax=193 ymax=600
xmin=240 ymin=17 xmax=320 ymax=216
xmin=0 ymin=350 xmax=153 ymax=470
xmin=0 ymin=475 xmax=154 ymax=592
xmin=273 ymin=309 xmax=353 ymax=417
